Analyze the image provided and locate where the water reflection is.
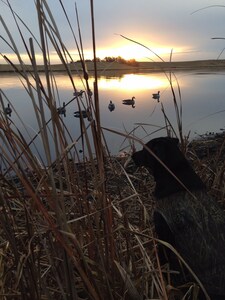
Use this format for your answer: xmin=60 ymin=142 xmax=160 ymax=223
xmin=98 ymin=73 xmax=169 ymax=91
xmin=0 ymin=70 xmax=225 ymax=157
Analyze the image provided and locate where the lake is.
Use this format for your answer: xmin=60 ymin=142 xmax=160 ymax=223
xmin=0 ymin=70 xmax=225 ymax=160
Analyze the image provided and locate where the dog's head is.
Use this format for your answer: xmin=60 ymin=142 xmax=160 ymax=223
xmin=132 ymin=137 xmax=205 ymax=199
xmin=132 ymin=137 xmax=185 ymax=172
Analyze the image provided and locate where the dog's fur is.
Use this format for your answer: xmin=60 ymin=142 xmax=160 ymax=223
xmin=132 ymin=137 xmax=225 ymax=299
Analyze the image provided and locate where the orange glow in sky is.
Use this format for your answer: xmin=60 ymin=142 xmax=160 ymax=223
xmin=96 ymin=45 xmax=150 ymax=61
xmin=0 ymin=38 xmax=190 ymax=65
xmin=95 ymin=44 xmax=186 ymax=62
xmin=74 ymin=42 xmax=187 ymax=62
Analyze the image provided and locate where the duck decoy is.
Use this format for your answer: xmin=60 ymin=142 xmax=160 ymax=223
xmin=152 ymin=91 xmax=160 ymax=102
xmin=57 ymin=102 xmax=66 ymax=117
xmin=74 ymin=109 xmax=93 ymax=121
xmin=122 ymin=96 xmax=135 ymax=108
xmin=74 ymin=110 xmax=88 ymax=119
xmin=4 ymin=103 xmax=12 ymax=117
xmin=108 ymin=100 xmax=115 ymax=112
xmin=73 ymin=90 xmax=85 ymax=97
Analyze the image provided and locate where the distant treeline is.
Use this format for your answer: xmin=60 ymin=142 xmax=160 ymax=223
xmin=74 ymin=56 xmax=139 ymax=66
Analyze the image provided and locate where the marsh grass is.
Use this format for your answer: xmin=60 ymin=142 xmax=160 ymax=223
xmin=0 ymin=1 xmax=224 ymax=300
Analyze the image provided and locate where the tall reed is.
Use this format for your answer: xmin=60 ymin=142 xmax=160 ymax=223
xmin=0 ymin=1 xmax=217 ymax=299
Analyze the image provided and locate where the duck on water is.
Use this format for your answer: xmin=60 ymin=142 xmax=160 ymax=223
xmin=108 ymin=100 xmax=115 ymax=112
xmin=57 ymin=102 xmax=66 ymax=117
xmin=122 ymin=96 xmax=135 ymax=108
xmin=152 ymin=91 xmax=160 ymax=102
xmin=4 ymin=104 xmax=12 ymax=117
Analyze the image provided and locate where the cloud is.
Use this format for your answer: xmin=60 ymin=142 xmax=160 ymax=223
xmin=1 ymin=0 xmax=225 ymax=63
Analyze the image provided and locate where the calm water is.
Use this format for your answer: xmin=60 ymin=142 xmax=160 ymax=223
xmin=1 ymin=70 xmax=225 ymax=158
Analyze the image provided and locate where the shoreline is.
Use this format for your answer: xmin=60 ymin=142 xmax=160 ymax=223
xmin=0 ymin=59 xmax=225 ymax=74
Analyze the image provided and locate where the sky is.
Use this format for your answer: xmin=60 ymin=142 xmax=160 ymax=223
xmin=1 ymin=0 xmax=225 ymax=63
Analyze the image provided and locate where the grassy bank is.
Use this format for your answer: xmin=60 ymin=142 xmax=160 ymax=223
xmin=0 ymin=59 xmax=225 ymax=74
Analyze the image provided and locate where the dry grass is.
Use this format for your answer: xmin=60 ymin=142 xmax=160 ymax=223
xmin=0 ymin=1 xmax=225 ymax=300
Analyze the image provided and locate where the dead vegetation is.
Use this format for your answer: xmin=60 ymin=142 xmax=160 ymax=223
xmin=0 ymin=1 xmax=225 ymax=300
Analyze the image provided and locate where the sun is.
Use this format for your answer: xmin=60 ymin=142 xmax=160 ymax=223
xmin=96 ymin=45 xmax=148 ymax=61
xmin=95 ymin=43 xmax=186 ymax=62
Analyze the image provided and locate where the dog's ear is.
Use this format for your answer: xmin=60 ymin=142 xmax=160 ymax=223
xmin=166 ymin=137 xmax=185 ymax=169
xmin=145 ymin=137 xmax=178 ymax=161
xmin=157 ymin=137 xmax=185 ymax=170
xmin=147 ymin=140 xmax=167 ymax=162
xmin=145 ymin=137 xmax=181 ymax=169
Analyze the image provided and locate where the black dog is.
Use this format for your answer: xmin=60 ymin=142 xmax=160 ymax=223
xmin=132 ymin=137 xmax=225 ymax=299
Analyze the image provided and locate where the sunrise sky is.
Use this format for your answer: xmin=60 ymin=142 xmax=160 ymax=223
xmin=1 ymin=0 xmax=225 ymax=64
